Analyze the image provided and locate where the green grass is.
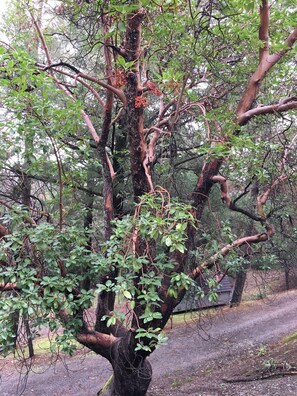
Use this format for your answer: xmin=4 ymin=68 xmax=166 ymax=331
xmin=168 ymin=307 xmax=217 ymax=327
xmin=171 ymin=377 xmax=193 ymax=388
xmin=33 ymin=337 xmax=60 ymax=355
xmin=2 ymin=335 xmax=80 ymax=360
xmin=283 ymin=332 xmax=297 ymax=344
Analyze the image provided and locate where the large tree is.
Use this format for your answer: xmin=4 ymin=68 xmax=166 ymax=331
xmin=0 ymin=1 xmax=296 ymax=395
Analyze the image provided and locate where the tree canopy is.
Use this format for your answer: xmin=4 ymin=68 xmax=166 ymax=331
xmin=0 ymin=1 xmax=296 ymax=395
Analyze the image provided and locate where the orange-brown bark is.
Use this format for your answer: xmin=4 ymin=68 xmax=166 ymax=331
xmin=191 ymin=225 xmax=275 ymax=280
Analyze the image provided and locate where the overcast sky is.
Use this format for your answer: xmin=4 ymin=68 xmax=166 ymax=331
xmin=0 ymin=0 xmax=8 ymax=22
xmin=0 ymin=0 xmax=8 ymax=12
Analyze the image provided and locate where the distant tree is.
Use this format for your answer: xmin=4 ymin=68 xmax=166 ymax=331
xmin=0 ymin=1 xmax=296 ymax=395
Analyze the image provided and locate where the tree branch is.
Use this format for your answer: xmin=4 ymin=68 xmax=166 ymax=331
xmin=238 ymin=100 xmax=297 ymax=125
xmin=42 ymin=62 xmax=126 ymax=105
xmin=0 ymin=283 xmax=20 ymax=291
xmin=191 ymin=225 xmax=275 ymax=279
xmin=259 ymin=0 xmax=269 ymax=62
xmin=29 ymin=12 xmax=102 ymax=144
xmin=43 ymin=66 xmax=105 ymax=109
xmin=76 ymin=329 xmax=117 ymax=360
xmin=257 ymin=175 xmax=288 ymax=221
xmin=268 ymin=27 xmax=297 ymax=66
xmin=236 ymin=19 xmax=297 ymax=118
xmin=211 ymin=176 xmax=263 ymax=222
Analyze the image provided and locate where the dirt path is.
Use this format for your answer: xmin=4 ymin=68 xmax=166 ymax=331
xmin=1 ymin=290 xmax=297 ymax=396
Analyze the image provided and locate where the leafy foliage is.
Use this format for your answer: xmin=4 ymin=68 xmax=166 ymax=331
xmin=0 ymin=2 xmax=296 ymax=394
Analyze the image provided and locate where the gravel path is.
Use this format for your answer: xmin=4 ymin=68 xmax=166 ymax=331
xmin=1 ymin=290 xmax=297 ymax=396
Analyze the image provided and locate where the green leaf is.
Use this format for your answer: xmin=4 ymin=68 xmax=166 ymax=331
xmin=167 ymin=288 xmax=178 ymax=298
xmin=27 ymin=306 xmax=34 ymax=315
xmin=165 ymin=237 xmax=172 ymax=247
xmin=176 ymin=243 xmax=185 ymax=253
xmin=123 ymin=290 xmax=132 ymax=299
xmin=107 ymin=316 xmax=116 ymax=327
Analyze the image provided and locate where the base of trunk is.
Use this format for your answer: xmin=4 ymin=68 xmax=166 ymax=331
xmin=105 ymin=358 xmax=152 ymax=396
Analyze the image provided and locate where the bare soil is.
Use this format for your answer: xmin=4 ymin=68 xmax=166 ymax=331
xmin=1 ymin=288 xmax=297 ymax=396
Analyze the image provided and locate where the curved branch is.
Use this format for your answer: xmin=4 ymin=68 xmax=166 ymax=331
xmin=211 ymin=176 xmax=262 ymax=222
xmin=43 ymin=62 xmax=80 ymax=74
xmin=76 ymin=329 xmax=117 ymax=360
xmin=142 ymin=127 xmax=171 ymax=193
xmin=42 ymin=63 xmax=126 ymax=105
xmin=191 ymin=224 xmax=275 ymax=279
xmin=237 ymin=26 xmax=297 ymax=117
xmin=238 ymin=100 xmax=297 ymax=125
xmin=257 ymin=175 xmax=288 ymax=220
xmin=29 ymin=13 xmax=102 ymax=144
xmin=211 ymin=175 xmax=231 ymax=206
